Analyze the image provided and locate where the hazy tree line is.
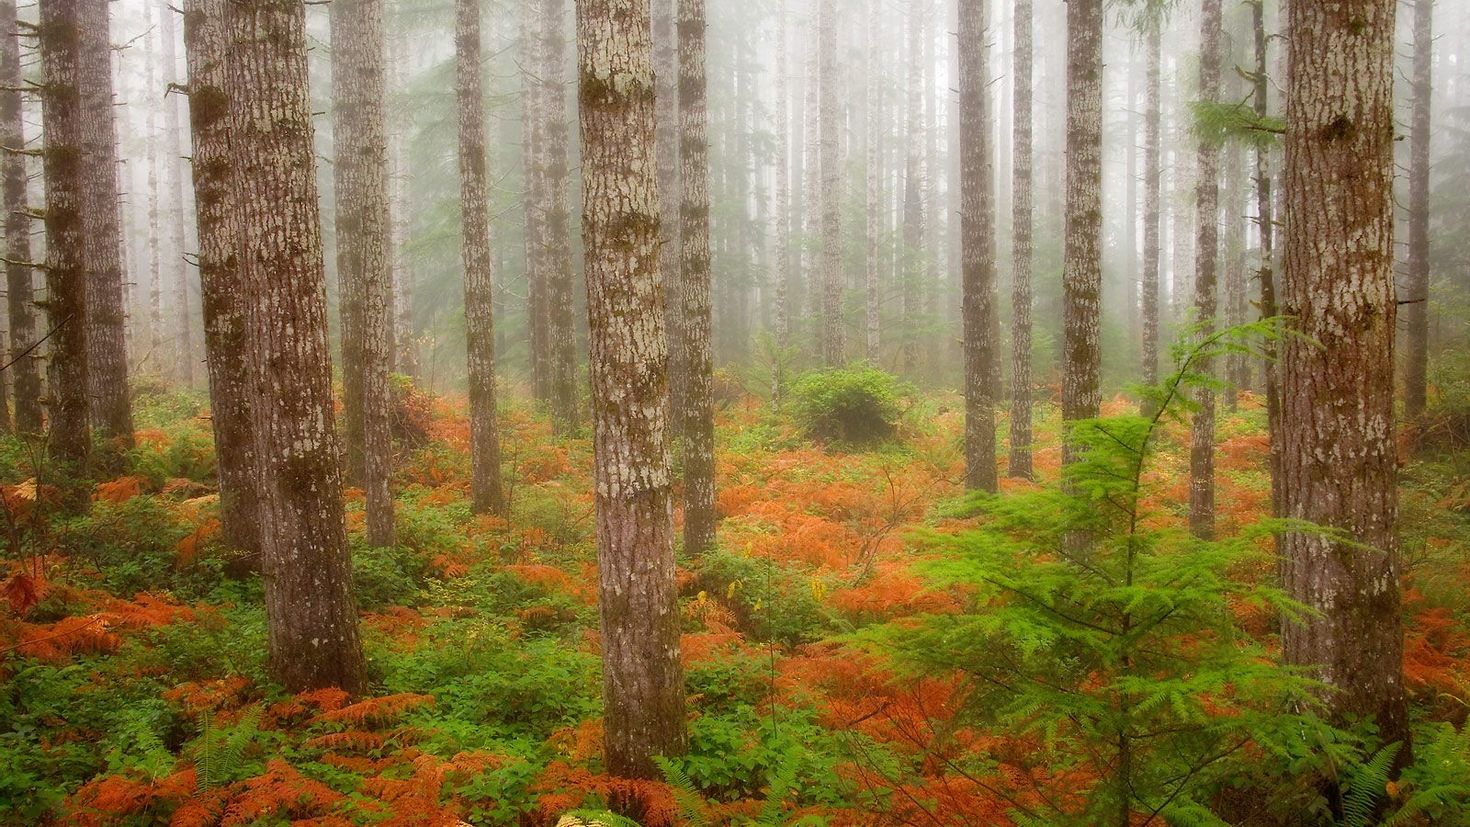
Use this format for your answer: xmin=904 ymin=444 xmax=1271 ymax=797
xmin=0 ymin=0 xmax=1460 ymax=786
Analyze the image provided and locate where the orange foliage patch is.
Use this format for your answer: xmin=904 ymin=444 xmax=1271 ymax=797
xmin=94 ymin=475 xmax=147 ymax=505
xmin=314 ymin=692 xmax=434 ymax=727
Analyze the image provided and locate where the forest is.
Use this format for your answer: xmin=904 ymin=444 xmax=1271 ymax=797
xmin=0 ymin=0 xmax=1467 ymax=823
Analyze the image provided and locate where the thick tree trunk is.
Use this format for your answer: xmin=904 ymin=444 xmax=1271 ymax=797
xmin=1008 ymin=0 xmax=1033 ymax=479
xmin=1189 ymin=0 xmax=1222 ymax=539
xmin=959 ymin=0 xmax=995 ymax=492
xmin=37 ymin=0 xmax=91 ymax=472
xmin=78 ymin=0 xmax=132 ymax=447
xmin=161 ymin=3 xmax=194 ymax=387
xmin=540 ymin=0 xmax=578 ymax=432
xmin=330 ymin=0 xmax=395 ymax=546
xmin=1280 ymin=0 xmax=1409 ymax=760
xmin=183 ymin=0 xmax=262 ymax=566
xmin=1404 ymin=0 xmax=1433 ymax=420
xmin=1061 ymin=0 xmax=1102 ymax=454
xmin=816 ymin=0 xmax=842 ymax=366
xmin=575 ymin=0 xmax=687 ymax=780
xmin=1 ymin=0 xmax=40 ymax=434
xmin=678 ymin=0 xmax=715 ymax=556
xmin=1140 ymin=23 xmax=1161 ymax=400
xmin=226 ymin=0 xmax=365 ymax=693
xmin=457 ymin=0 xmax=505 ymax=517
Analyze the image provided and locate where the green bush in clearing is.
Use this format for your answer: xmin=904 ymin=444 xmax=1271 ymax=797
xmin=789 ymin=363 xmax=905 ymax=447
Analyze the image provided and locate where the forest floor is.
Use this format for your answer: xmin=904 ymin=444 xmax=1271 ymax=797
xmin=2 ymin=381 xmax=1468 ymax=826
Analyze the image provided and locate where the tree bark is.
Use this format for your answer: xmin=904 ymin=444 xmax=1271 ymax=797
xmin=37 ymin=0 xmax=91 ymax=472
xmin=575 ymin=0 xmax=687 ymax=780
xmin=1281 ymin=0 xmax=1409 ymax=759
xmin=678 ymin=0 xmax=715 ymax=556
xmin=772 ymin=0 xmax=790 ymax=389
xmin=1251 ymin=0 xmax=1281 ymax=522
xmin=1008 ymin=0 xmax=1033 ymax=479
xmin=1062 ymin=0 xmax=1102 ymax=454
xmin=959 ymin=0 xmax=995 ymax=492
xmin=330 ymin=0 xmax=396 ymax=547
xmin=540 ymin=0 xmax=578 ymax=432
xmin=388 ymin=28 xmax=417 ymax=380
xmin=900 ymin=0 xmax=925 ymax=376
xmin=652 ymin=0 xmax=682 ymax=421
xmin=521 ymin=2 xmax=548 ymax=405
xmin=183 ymin=0 xmax=262 ymax=566
xmin=863 ymin=0 xmax=880 ymax=362
xmin=226 ymin=0 xmax=365 ymax=693
xmin=1404 ymin=0 xmax=1432 ymax=420
xmin=1189 ymin=0 xmax=1222 ymax=540
xmin=1140 ymin=22 xmax=1161 ymax=401
xmin=161 ymin=3 xmax=194 ymax=387
xmin=816 ymin=0 xmax=842 ymax=366
xmin=1 ymin=0 xmax=40 ymax=434
xmin=457 ymin=0 xmax=505 ymax=517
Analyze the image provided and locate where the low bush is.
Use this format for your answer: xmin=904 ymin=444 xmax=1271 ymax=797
xmin=788 ymin=364 xmax=906 ymax=447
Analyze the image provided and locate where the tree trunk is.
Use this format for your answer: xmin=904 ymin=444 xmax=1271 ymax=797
xmin=1 ymin=0 xmax=40 ymax=434
xmin=652 ymin=0 xmax=682 ymax=421
xmin=900 ymin=0 xmax=924 ymax=376
xmin=521 ymin=2 xmax=548 ymax=405
xmin=540 ymin=0 xmax=578 ymax=432
xmin=959 ymin=0 xmax=995 ymax=492
xmin=1224 ymin=145 xmax=1249 ymax=406
xmin=817 ymin=0 xmax=842 ymax=366
xmin=678 ymin=0 xmax=715 ymax=556
xmin=1008 ymin=0 xmax=1033 ymax=479
xmin=457 ymin=0 xmax=505 ymax=517
xmin=330 ymin=0 xmax=395 ymax=547
xmin=225 ymin=0 xmax=365 ymax=693
xmin=78 ymin=0 xmax=132 ymax=448
xmin=1280 ymin=0 xmax=1409 ymax=760
xmin=389 ymin=29 xmax=417 ymax=380
xmin=37 ymin=0 xmax=91 ymax=472
xmin=1251 ymin=0 xmax=1281 ymax=522
xmin=1404 ymin=0 xmax=1433 ymax=420
xmin=1189 ymin=0 xmax=1222 ymax=539
xmin=772 ymin=0 xmax=790 ymax=391
xmin=183 ymin=0 xmax=262 ymax=567
xmin=1061 ymin=0 xmax=1102 ymax=454
xmin=863 ymin=0 xmax=880 ymax=362
xmin=145 ymin=3 xmax=165 ymax=375
xmin=1140 ymin=22 xmax=1161 ymax=400
xmin=162 ymin=3 xmax=194 ymax=387
xmin=575 ymin=0 xmax=687 ymax=780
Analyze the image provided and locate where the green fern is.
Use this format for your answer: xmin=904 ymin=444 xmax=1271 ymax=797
xmin=1338 ymin=743 xmax=1401 ymax=827
xmin=1385 ymin=723 xmax=1470 ymax=826
xmin=188 ymin=705 xmax=261 ymax=789
xmin=656 ymin=756 xmax=712 ymax=827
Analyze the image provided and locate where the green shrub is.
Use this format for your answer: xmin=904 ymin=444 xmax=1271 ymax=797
xmin=789 ymin=364 xmax=905 ymax=447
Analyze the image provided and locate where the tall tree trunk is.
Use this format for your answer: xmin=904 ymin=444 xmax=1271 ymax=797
xmin=817 ymin=0 xmax=842 ymax=365
xmin=521 ymin=2 xmax=548 ymax=405
xmin=145 ymin=3 xmax=165 ymax=374
xmin=1189 ymin=0 xmax=1222 ymax=539
xmin=389 ymin=29 xmax=417 ymax=380
xmin=1404 ymin=0 xmax=1433 ymax=420
xmin=1224 ymin=145 xmax=1249 ymax=406
xmin=863 ymin=0 xmax=880 ymax=362
xmin=1140 ymin=22 xmax=1161 ymax=403
xmin=330 ymin=0 xmax=395 ymax=547
xmin=161 ymin=3 xmax=193 ymax=387
xmin=678 ymin=0 xmax=715 ymax=556
xmin=1252 ymin=0 xmax=1281 ymax=522
xmin=1281 ymin=0 xmax=1409 ymax=761
xmin=652 ymin=0 xmax=682 ymax=421
xmin=900 ymin=0 xmax=924 ymax=376
xmin=1008 ymin=0 xmax=1033 ymax=479
xmin=226 ymin=0 xmax=365 ymax=693
xmin=457 ymin=0 xmax=505 ymax=517
xmin=37 ymin=0 xmax=91 ymax=472
xmin=575 ymin=0 xmax=687 ymax=780
xmin=183 ymin=0 xmax=263 ymax=568
xmin=78 ymin=0 xmax=132 ymax=448
xmin=959 ymin=0 xmax=995 ymax=492
xmin=1061 ymin=0 xmax=1102 ymax=455
xmin=1 ymin=0 xmax=40 ymax=434
xmin=772 ymin=0 xmax=790 ymax=396
xmin=540 ymin=0 xmax=578 ymax=432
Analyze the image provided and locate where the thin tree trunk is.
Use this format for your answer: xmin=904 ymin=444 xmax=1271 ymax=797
xmin=145 ymin=3 xmax=165 ymax=373
xmin=1140 ymin=22 xmax=1161 ymax=401
xmin=1189 ymin=0 xmax=1222 ymax=539
xmin=1224 ymin=145 xmax=1249 ymax=406
xmin=900 ymin=0 xmax=924 ymax=376
xmin=161 ymin=3 xmax=193 ymax=387
xmin=540 ymin=0 xmax=578 ymax=432
xmin=330 ymin=0 xmax=395 ymax=546
xmin=772 ymin=0 xmax=790 ymax=395
xmin=1008 ymin=0 xmax=1033 ymax=479
xmin=226 ymin=0 xmax=365 ymax=693
xmin=817 ymin=0 xmax=842 ymax=366
xmin=78 ymin=0 xmax=132 ymax=447
xmin=1 ymin=0 xmax=40 ymax=434
xmin=575 ymin=0 xmax=687 ymax=780
xmin=959 ymin=0 xmax=995 ymax=492
xmin=653 ymin=0 xmax=682 ymax=422
xmin=389 ymin=28 xmax=417 ymax=380
xmin=1280 ymin=0 xmax=1409 ymax=761
xmin=863 ymin=0 xmax=880 ymax=362
xmin=183 ymin=0 xmax=262 ymax=566
xmin=521 ymin=2 xmax=548 ymax=405
xmin=37 ymin=0 xmax=91 ymax=472
xmin=1061 ymin=0 xmax=1102 ymax=456
xmin=678 ymin=0 xmax=715 ymax=556
xmin=457 ymin=0 xmax=505 ymax=517
xmin=1251 ymin=0 xmax=1282 ymax=522
xmin=1404 ymin=0 xmax=1433 ymax=420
